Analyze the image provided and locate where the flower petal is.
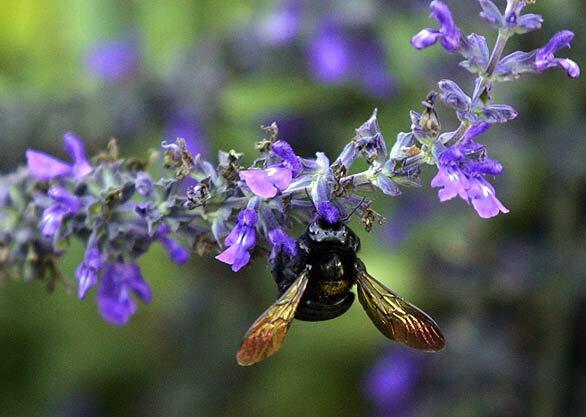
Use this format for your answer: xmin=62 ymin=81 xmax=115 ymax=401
xmin=240 ymin=169 xmax=278 ymax=198
xmin=411 ymin=29 xmax=441 ymax=49
xmin=63 ymin=132 xmax=92 ymax=177
xmin=26 ymin=150 xmax=72 ymax=180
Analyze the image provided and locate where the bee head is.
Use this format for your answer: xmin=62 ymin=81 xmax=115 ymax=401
xmin=307 ymin=218 xmax=349 ymax=245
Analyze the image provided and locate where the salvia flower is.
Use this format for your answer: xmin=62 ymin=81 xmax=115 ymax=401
xmin=431 ymin=124 xmax=509 ymax=218
xmin=76 ymin=248 xmax=103 ymax=299
xmin=215 ymin=208 xmax=258 ymax=272
xmin=156 ymin=225 xmax=190 ymax=265
xmin=479 ymin=0 xmax=543 ymax=34
xmin=438 ymin=79 xmax=518 ymax=124
xmin=268 ymin=228 xmax=297 ymax=260
xmin=26 ymin=133 xmax=92 ymax=180
xmin=39 ymin=185 xmax=81 ymax=238
xmin=271 ymin=140 xmax=302 ymax=176
xmin=98 ymin=262 xmax=152 ymax=325
xmin=535 ymin=31 xmax=581 ymax=78
xmin=411 ymin=1 xmax=462 ymax=52
xmin=239 ymin=139 xmax=301 ymax=199
xmin=240 ymin=165 xmax=292 ymax=199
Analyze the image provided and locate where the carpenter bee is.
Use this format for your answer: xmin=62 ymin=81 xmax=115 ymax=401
xmin=236 ymin=216 xmax=445 ymax=366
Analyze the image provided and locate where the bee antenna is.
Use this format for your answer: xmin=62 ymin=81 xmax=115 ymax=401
xmin=304 ymin=188 xmax=318 ymax=213
xmin=342 ymin=196 xmax=367 ymax=222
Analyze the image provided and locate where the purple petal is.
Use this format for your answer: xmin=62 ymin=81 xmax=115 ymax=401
xmin=335 ymin=142 xmax=359 ymax=169
xmin=411 ymin=29 xmax=441 ymax=49
xmin=271 ymin=140 xmax=301 ymax=176
xmin=479 ymin=0 xmax=503 ymax=26
xmin=75 ymin=248 xmax=102 ymax=299
xmin=240 ymin=170 xmax=277 ymax=198
xmin=463 ymin=123 xmax=491 ymax=142
xmin=98 ymin=287 xmax=137 ymax=325
xmin=159 ymin=234 xmax=190 ymax=265
xmin=538 ymin=31 xmax=575 ymax=60
xmin=48 ymin=185 xmax=81 ymax=213
xmin=515 ymin=14 xmax=543 ymax=34
xmin=125 ymin=264 xmax=152 ymax=302
xmin=558 ymin=58 xmax=581 ymax=78
xmin=63 ymin=132 xmax=92 ymax=178
xmin=97 ymin=262 xmax=151 ymax=325
xmin=430 ymin=0 xmax=461 ymax=51
xmin=240 ymin=166 xmax=292 ymax=198
xmin=216 ymin=244 xmax=252 ymax=272
xmin=375 ymin=175 xmax=401 ymax=196
xmin=438 ymin=79 xmax=470 ymax=111
xmin=431 ymin=166 xmax=469 ymax=202
xmin=266 ymin=165 xmax=293 ymax=192
xmin=479 ymin=104 xmax=518 ymax=123
xmin=268 ymin=228 xmax=297 ymax=260
xmin=98 ymin=264 xmax=137 ymax=325
xmin=26 ymin=150 xmax=72 ymax=180
xmin=466 ymin=160 xmax=504 ymax=176
xmin=40 ymin=205 xmax=66 ymax=237
xmin=468 ymin=178 xmax=509 ymax=218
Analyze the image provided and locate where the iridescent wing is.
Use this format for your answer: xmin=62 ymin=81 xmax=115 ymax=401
xmin=355 ymin=260 xmax=445 ymax=351
xmin=236 ymin=268 xmax=309 ymax=366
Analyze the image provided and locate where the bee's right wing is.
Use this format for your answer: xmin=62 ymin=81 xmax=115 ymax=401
xmin=236 ymin=268 xmax=310 ymax=366
xmin=355 ymin=260 xmax=445 ymax=352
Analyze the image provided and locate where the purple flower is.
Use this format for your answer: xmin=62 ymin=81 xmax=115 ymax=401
xmin=307 ymin=18 xmax=352 ymax=84
xmin=363 ymin=349 xmax=422 ymax=410
xmin=156 ymin=225 xmax=190 ymax=265
xmin=535 ymin=31 xmax=580 ymax=78
xmin=76 ymin=248 xmax=103 ymax=299
xmin=27 ymin=133 xmax=92 ymax=180
xmin=411 ymin=1 xmax=462 ymax=52
xmin=240 ymin=140 xmax=301 ymax=199
xmin=268 ymin=228 xmax=297 ymax=260
xmin=336 ymin=109 xmax=388 ymax=169
xmin=98 ymin=262 xmax=152 ymax=325
xmin=431 ymin=124 xmax=509 ymax=218
xmin=39 ymin=185 xmax=81 ymax=237
xmin=317 ymin=201 xmax=340 ymax=223
xmin=85 ymin=39 xmax=140 ymax=82
xmin=240 ymin=165 xmax=292 ymax=199
xmin=258 ymin=0 xmax=302 ymax=47
xmin=215 ymin=208 xmax=258 ymax=272
xmin=271 ymin=140 xmax=302 ymax=176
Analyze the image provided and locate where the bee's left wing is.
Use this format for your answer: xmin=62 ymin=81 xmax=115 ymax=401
xmin=355 ymin=260 xmax=445 ymax=352
xmin=236 ymin=268 xmax=309 ymax=366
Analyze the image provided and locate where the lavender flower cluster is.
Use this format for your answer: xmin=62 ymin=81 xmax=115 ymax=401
xmin=0 ymin=0 xmax=579 ymax=325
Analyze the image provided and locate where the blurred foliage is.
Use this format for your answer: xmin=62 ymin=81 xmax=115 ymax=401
xmin=0 ymin=1 xmax=585 ymax=417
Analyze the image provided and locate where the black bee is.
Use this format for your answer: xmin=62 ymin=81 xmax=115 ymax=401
xmin=237 ymin=216 xmax=445 ymax=366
